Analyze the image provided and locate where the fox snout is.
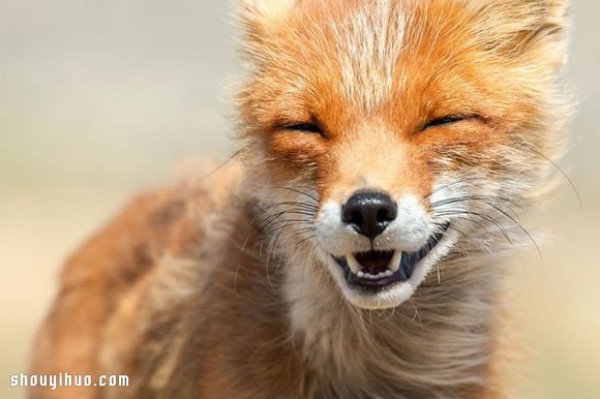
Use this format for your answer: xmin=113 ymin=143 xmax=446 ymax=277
xmin=316 ymin=190 xmax=433 ymax=256
xmin=314 ymin=187 xmax=451 ymax=309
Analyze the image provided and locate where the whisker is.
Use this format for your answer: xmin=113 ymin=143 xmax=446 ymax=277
xmin=192 ymin=147 xmax=247 ymax=183
xmin=431 ymin=195 xmax=521 ymax=216
xmin=425 ymin=176 xmax=482 ymax=199
xmin=484 ymin=202 xmax=544 ymax=265
xmin=435 ymin=210 xmax=513 ymax=244
xmin=259 ymin=211 xmax=314 ymax=232
xmin=525 ymin=145 xmax=583 ymax=211
xmin=271 ymin=186 xmax=319 ymax=204
xmin=271 ymin=201 xmax=319 ymax=211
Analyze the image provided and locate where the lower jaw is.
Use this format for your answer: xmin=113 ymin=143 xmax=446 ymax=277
xmin=335 ymin=255 xmax=412 ymax=290
xmin=335 ymin=265 xmax=418 ymax=310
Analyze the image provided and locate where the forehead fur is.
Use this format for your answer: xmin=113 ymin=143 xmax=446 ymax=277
xmin=238 ymin=0 xmax=569 ymax=68
xmin=240 ymin=0 xmax=406 ymax=101
xmin=240 ymin=0 xmax=567 ymax=130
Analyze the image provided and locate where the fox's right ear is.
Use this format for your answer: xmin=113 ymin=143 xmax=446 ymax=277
xmin=237 ymin=0 xmax=298 ymax=60
xmin=475 ymin=0 xmax=570 ymax=73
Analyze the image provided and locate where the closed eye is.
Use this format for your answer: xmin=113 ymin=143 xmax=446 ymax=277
xmin=422 ymin=116 xmax=466 ymax=130
xmin=282 ymin=122 xmax=324 ymax=135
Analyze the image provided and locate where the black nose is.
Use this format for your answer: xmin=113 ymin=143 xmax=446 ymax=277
xmin=341 ymin=192 xmax=398 ymax=240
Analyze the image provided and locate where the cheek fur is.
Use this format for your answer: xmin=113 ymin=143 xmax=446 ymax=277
xmin=267 ymin=133 xmax=327 ymax=164
xmin=254 ymin=132 xmax=329 ymax=184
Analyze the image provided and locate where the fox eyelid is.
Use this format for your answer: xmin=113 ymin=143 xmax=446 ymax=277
xmin=281 ymin=122 xmax=324 ymax=135
xmin=422 ymin=116 xmax=467 ymax=130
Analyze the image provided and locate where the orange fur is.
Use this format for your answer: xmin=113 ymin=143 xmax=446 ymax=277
xmin=29 ymin=1 xmax=571 ymax=398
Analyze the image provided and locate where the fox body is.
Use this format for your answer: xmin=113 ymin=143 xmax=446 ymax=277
xmin=29 ymin=1 xmax=571 ymax=398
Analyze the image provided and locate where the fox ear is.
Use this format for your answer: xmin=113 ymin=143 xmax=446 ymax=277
xmin=477 ymin=0 xmax=570 ymax=71
xmin=237 ymin=0 xmax=298 ymax=57
xmin=238 ymin=0 xmax=297 ymax=23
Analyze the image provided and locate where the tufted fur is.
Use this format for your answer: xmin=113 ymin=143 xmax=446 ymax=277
xmin=29 ymin=1 xmax=571 ymax=398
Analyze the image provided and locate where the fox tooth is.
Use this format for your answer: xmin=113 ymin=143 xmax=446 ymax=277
xmin=346 ymin=254 xmax=363 ymax=274
xmin=388 ymin=251 xmax=403 ymax=273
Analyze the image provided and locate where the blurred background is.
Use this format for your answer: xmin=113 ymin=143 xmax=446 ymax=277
xmin=0 ymin=1 xmax=598 ymax=398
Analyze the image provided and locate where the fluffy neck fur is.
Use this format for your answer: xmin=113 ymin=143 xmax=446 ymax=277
xmin=281 ymin=245 xmax=504 ymax=398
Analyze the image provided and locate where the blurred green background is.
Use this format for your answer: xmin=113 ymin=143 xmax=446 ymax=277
xmin=0 ymin=1 xmax=598 ymax=398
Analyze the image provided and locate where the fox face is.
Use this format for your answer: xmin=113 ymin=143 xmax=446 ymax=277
xmin=237 ymin=0 xmax=570 ymax=309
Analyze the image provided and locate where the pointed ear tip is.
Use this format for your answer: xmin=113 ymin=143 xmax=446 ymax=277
xmin=236 ymin=0 xmax=297 ymax=50
xmin=237 ymin=0 xmax=297 ymax=19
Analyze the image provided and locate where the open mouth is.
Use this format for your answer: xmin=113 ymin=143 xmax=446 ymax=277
xmin=334 ymin=225 xmax=448 ymax=290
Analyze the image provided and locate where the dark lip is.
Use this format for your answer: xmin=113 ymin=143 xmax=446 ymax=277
xmin=334 ymin=223 xmax=449 ymax=290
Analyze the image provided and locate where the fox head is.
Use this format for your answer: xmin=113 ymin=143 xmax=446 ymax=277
xmin=235 ymin=0 xmax=571 ymax=309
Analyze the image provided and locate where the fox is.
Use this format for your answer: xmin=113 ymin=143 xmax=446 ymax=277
xmin=28 ymin=0 xmax=572 ymax=398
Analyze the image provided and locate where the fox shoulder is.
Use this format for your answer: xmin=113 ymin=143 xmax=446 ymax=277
xmin=28 ymin=160 xmax=245 ymax=393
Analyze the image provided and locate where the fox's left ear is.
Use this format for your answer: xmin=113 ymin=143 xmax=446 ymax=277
xmin=478 ymin=0 xmax=570 ymax=72
xmin=237 ymin=0 xmax=299 ymax=62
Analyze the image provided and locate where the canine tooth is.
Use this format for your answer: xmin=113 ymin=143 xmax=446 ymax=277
xmin=385 ymin=270 xmax=393 ymax=277
xmin=346 ymin=254 xmax=363 ymax=274
xmin=388 ymin=251 xmax=403 ymax=273
xmin=357 ymin=271 xmax=365 ymax=278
